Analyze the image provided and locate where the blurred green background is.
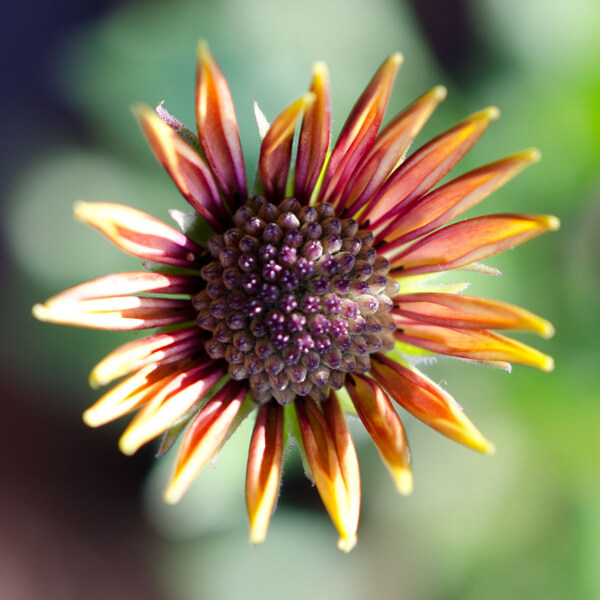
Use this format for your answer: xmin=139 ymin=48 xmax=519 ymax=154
xmin=2 ymin=0 xmax=599 ymax=598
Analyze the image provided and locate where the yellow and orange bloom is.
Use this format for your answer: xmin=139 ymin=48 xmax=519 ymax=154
xmin=33 ymin=43 xmax=558 ymax=550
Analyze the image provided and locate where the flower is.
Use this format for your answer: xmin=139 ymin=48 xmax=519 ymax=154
xmin=33 ymin=42 xmax=559 ymax=552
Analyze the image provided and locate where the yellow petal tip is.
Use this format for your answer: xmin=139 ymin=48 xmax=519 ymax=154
xmin=162 ymin=483 xmax=184 ymax=505
xmin=32 ymin=303 xmax=49 ymax=322
xmin=523 ymin=147 xmax=542 ymax=163
xmin=541 ymin=355 xmax=555 ymax=373
xmin=479 ymin=106 xmax=501 ymax=121
xmin=82 ymin=409 xmax=103 ymax=428
xmin=432 ymin=85 xmax=448 ymax=101
xmin=312 ymin=61 xmax=328 ymax=78
xmin=389 ymin=52 xmax=404 ymax=67
xmin=543 ymin=215 xmax=561 ymax=231
xmin=118 ymin=433 xmax=140 ymax=457
xmin=249 ymin=527 xmax=267 ymax=547
xmin=337 ymin=533 xmax=358 ymax=553
xmin=393 ymin=469 xmax=414 ymax=496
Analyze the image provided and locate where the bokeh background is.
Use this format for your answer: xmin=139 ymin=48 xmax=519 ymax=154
xmin=2 ymin=0 xmax=599 ymax=598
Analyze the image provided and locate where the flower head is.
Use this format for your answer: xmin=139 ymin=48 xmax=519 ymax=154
xmin=33 ymin=43 xmax=558 ymax=551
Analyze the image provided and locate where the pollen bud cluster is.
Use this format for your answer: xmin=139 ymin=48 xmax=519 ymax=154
xmin=193 ymin=196 xmax=397 ymax=404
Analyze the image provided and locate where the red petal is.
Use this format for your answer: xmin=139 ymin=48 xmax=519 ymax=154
xmin=135 ymin=103 xmax=229 ymax=230
xmin=294 ymin=62 xmax=331 ymax=204
xmin=319 ymin=53 xmax=403 ymax=209
xmin=196 ymin=42 xmax=247 ymax=208
xmin=74 ymin=202 xmax=204 ymax=268
xmin=259 ymin=94 xmax=314 ymax=202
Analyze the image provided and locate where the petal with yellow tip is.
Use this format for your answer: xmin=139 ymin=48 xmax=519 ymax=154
xmin=134 ymin=103 xmax=228 ymax=230
xmin=294 ymin=62 xmax=331 ymax=204
xmin=119 ymin=362 xmax=227 ymax=456
xmin=370 ymin=354 xmax=494 ymax=453
xmin=393 ymin=321 xmax=554 ymax=371
xmin=163 ymin=380 xmax=247 ymax=504
xmin=392 ymin=293 xmax=554 ymax=338
xmin=319 ymin=53 xmax=403 ymax=208
xmin=389 ymin=214 xmax=560 ymax=275
xmin=246 ymin=402 xmax=284 ymax=546
xmin=365 ymin=107 xmax=500 ymax=231
xmin=346 ymin=374 xmax=413 ymax=495
xmin=74 ymin=202 xmax=204 ymax=268
xmin=381 ymin=148 xmax=542 ymax=248
xmin=259 ymin=94 xmax=315 ymax=202
xmin=196 ymin=42 xmax=246 ymax=207
xmin=295 ymin=395 xmax=360 ymax=552
xmin=343 ymin=85 xmax=447 ymax=217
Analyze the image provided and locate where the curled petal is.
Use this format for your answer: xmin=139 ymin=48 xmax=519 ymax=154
xmin=259 ymin=93 xmax=315 ymax=202
xmin=135 ymin=103 xmax=228 ymax=230
xmin=346 ymin=375 xmax=412 ymax=495
xmin=246 ymin=403 xmax=284 ymax=546
xmin=392 ymin=293 xmax=554 ymax=338
xmin=83 ymin=359 xmax=191 ymax=427
xmin=295 ymin=394 xmax=360 ymax=552
xmin=196 ymin=42 xmax=246 ymax=207
xmin=370 ymin=354 xmax=493 ymax=453
xmin=74 ymin=202 xmax=204 ymax=268
xmin=380 ymin=148 xmax=542 ymax=247
xmin=163 ymin=380 xmax=247 ymax=504
xmin=389 ymin=213 xmax=560 ymax=275
xmin=33 ymin=295 xmax=196 ymax=330
xmin=343 ymin=85 xmax=447 ymax=217
xmin=319 ymin=53 xmax=403 ymax=208
xmin=393 ymin=321 xmax=554 ymax=371
xmin=119 ymin=362 xmax=228 ymax=456
xmin=365 ymin=107 xmax=500 ymax=231
xmin=294 ymin=62 xmax=331 ymax=204
xmin=89 ymin=326 xmax=205 ymax=388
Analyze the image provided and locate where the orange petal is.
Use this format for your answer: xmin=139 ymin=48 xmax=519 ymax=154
xmin=392 ymin=293 xmax=554 ymax=338
xmin=259 ymin=93 xmax=315 ymax=202
xmin=295 ymin=394 xmax=360 ymax=552
xmin=89 ymin=326 xmax=204 ymax=388
xmin=393 ymin=320 xmax=554 ymax=371
xmin=196 ymin=42 xmax=247 ymax=208
xmin=32 ymin=295 xmax=196 ymax=330
xmin=346 ymin=375 xmax=412 ymax=495
xmin=342 ymin=86 xmax=447 ymax=217
xmin=389 ymin=213 xmax=560 ymax=275
xmin=246 ymin=402 xmax=284 ymax=546
xmin=319 ymin=53 xmax=403 ymax=209
xmin=134 ymin=103 xmax=228 ymax=231
xmin=119 ymin=362 xmax=228 ymax=456
xmin=381 ymin=148 xmax=542 ymax=247
xmin=365 ymin=107 xmax=500 ymax=231
xmin=294 ymin=62 xmax=331 ymax=204
xmin=163 ymin=380 xmax=247 ymax=503
xmin=74 ymin=202 xmax=204 ymax=268
xmin=370 ymin=354 xmax=493 ymax=453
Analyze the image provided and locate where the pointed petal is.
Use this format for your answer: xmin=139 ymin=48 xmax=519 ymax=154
xmin=135 ymin=103 xmax=229 ymax=230
xmin=89 ymin=326 xmax=204 ymax=388
xmin=392 ymin=292 xmax=554 ymax=338
xmin=365 ymin=107 xmax=500 ymax=231
xmin=119 ymin=362 xmax=228 ymax=456
xmin=370 ymin=354 xmax=494 ymax=453
xmin=74 ymin=202 xmax=204 ymax=268
xmin=294 ymin=62 xmax=331 ymax=204
xmin=346 ymin=375 xmax=412 ymax=495
xmin=196 ymin=42 xmax=246 ymax=207
xmin=156 ymin=101 xmax=202 ymax=153
xmin=246 ymin=402 xmax=284 ymax=546
xmin=381 ymin=148 xmax=542 ymax=247
xmin=319 ymin=53 xmax=403 ymax=209
xmin=33 ymin=272 xmax=200 ymax=306
xmin=163 ymin=380 xmax=247 ymax=503
xmin=393 ymin=320 xmax=554 ymax=371
xmin=295 ymin=395 xmax=360 ymax=552
xmin=389 ymin=214 xmax=560 ymax=275
xmin=33 ymin=295 xmax=196 ymax=330
xmin=259 ymin=93 xmax=315 ymax=202
xmin=83 ymin=360 xmax=188 ymax=427
xmin=343 ymin=86 xmax=447 ymax=217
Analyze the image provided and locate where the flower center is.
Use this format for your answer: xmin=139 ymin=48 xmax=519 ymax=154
xmin=193 ymin=196 xmax=397 ymax=404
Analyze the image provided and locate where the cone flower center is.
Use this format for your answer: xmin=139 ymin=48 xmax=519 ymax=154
xmin=193 ymin=196 xmax=397 ymax=404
